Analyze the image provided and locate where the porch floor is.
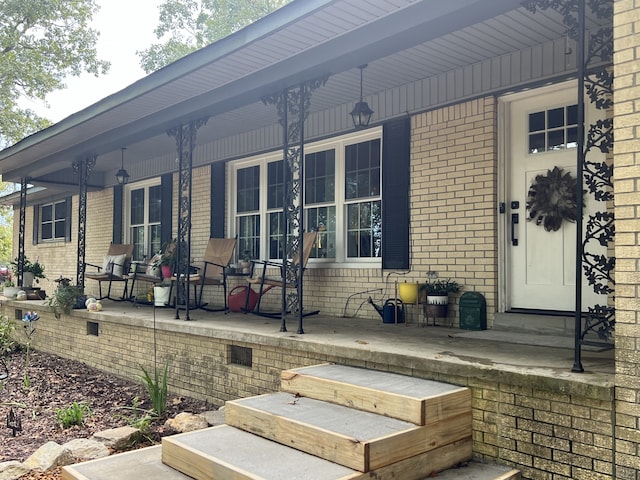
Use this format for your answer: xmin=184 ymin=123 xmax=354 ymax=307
xmin=31 ymin=298 xmax=614 ymax=387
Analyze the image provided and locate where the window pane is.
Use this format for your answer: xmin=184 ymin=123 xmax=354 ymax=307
xmin=267 ymin=161 xmax=284 ymax=209
xmin=54 ymin=202 xmax=66 ymax=220
xmin=305 ymin=150 xmax=335 ymax=204
xmin=131 ymin=226 xmax=145 ymax=261
xmin=307 ymin=206 xmax=336 ymax=259
xmin=41 ymin=205 xmax=53 ymax=223
xmin=148 ymin=185 xmax=162 ymax=223
xmin=150 ymin=225 xmax=162 ymax=257
xmin=529 ymin=111 xmax=545 ymax=132
xmin=269 ymin=212 xmax=284 ymax=259
xmin=238 ymin=215 xmax=260 ymax=260
xmin=237 ymin=166 xmax=260 ymax=213
xmin=547 ymin=130 xmax=565 ymax=151
xmin=345 ymin=139 xmax=381 ymax=200
xmin=547 ymin=107 xmax=564 ymax=129
xmin=529 ymin=132 xmax=545 ymax=154
xmin=347 ymin=201 xmax=381 ymax=258
xmin=54 ymin=220 xmax=65 ymax=239
xmin=41 ymin=224 xmax=52 ymax=240
xmin=130 ymin=189 xmax=145 ymax=224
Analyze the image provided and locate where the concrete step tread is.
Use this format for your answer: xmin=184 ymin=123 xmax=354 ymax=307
xmin=433 ymin=461 xmax=521 ymax=480
xmin=61 ymin=445 xmax=192 ymax=480
xmin=228 ymin=391 xmax=417 ymax=439
xmin=283 ymin=364 xmax=466 ymax=398
xmin=162 ymin=425 xmax=361 ymax=480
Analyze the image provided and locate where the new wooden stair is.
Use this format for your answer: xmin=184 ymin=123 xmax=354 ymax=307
xmin=63 ymin=364 xmax=520 ymax=480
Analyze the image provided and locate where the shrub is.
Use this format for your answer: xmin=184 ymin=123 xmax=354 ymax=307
xmin=0 ymin=315 xmax=17 ymax=356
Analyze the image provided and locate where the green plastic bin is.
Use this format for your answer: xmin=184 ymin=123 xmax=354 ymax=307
xmin=459 ymin=291 xmax=486 ymax=330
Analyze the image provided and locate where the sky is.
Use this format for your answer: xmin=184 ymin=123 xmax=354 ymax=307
xmin=25 ymin=0 xmax=165 ymax=123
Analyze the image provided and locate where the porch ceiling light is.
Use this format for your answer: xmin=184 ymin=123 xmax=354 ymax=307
xmin=350 ymin=64 xmax=374 ymax=129
xmin=115 ymin=147 xmax=130 ymax=185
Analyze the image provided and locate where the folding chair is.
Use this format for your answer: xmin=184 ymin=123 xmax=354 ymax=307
xmin=246 ymin=231 xmax=319 ymax=317
xmin=85 ymin=243 xmax=134 ymax=301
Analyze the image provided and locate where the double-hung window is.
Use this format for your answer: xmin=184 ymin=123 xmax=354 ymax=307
xmin=37 ymin=199 xmax=70 ymax=243
xmin=125 ymin=180 xmax=162 ymax=261
xmin=230 ymin=127 xmax=382 ymax=265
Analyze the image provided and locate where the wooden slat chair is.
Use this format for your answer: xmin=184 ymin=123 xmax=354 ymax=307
xmin=85 ymin=243 xmax=134 ymax=301
xmin=246 ymin=231 xmax=318 ymax=317
xmin=176 ymin=237 xmax=237 ymax=312
xmin=126 ymin=242 xmax=176 ymax=303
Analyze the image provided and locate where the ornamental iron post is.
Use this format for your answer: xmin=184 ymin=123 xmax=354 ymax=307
xmin=263 ymin=77 xmax=327 ymax=333
xmin=73 ymin=156 xmax=96 ymax=290
xmin=17 ymin=177 xmax=28 ymax=287
xmin=167 ymin=118 xmax=208 ymax=321
xmin=524 ymin=0 xmax=614 ymax=371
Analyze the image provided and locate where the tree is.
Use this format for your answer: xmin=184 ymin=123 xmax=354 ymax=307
xmin=0 ymin=0 xmax=109 ymax=148
xmin=138 ymin=0 xmax=291 ymax=74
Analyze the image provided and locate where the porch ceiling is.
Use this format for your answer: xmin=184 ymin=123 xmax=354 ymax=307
xmin=0 ymin=0 xmax=606 ymax=190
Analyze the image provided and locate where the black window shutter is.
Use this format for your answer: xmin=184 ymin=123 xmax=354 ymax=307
xmin=112 ymin=187 xmax=123 ymax=243
xmin=161 ymin=173 xmax=173 ymax=245
xmin=65 ymin=197 xmax=72 ymax=243
xmin=211 ymin=162 xmax=226 ymax=238
xmin=32 ymin=205 xmax=39 ymax=245
xmin=381 ymin=117 xmax=411 ymax=270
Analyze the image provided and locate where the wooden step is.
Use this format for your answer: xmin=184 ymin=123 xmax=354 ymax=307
xmin=162 ymin=425 xmax=473 ymax=480
xmin=61 ymin=445 xmax=192 ymax=480
xmin=280 ymin=363 xmax=470 ymax=425
xmin=225 ymin=391 xmax=471 ymax=472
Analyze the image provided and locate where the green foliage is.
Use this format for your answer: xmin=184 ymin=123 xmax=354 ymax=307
xmin=115 ymin=396 xmax=156 ymax=433
xmin=140 ymin=362 xmax=169 ymax=416
xmin=11 ymin=256 xmax=45 ymax=282
xmin=0 ymin=0 xmax=110 ymax=147
xmin=47 ymin=277 xmax=84 ymax=318
xmin=0 ymin=315 xmax=17 ymax=356
xmin=422 ymin=279 xmax=461 ymax=295
xmin=55 ymin=401 xmax=92 ymax=429
xmin=138 ymin=0 xmax=291 ymax=73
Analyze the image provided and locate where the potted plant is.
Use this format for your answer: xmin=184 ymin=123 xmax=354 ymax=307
xmin=239 ymin=250 xmax=252 ymax=274
xmin=153 ymin=251 xmax=176 ymax=279
xmin=47 ymin=277 xmax=85 ymax=319
xmin=11 ymin=256 xmax=45 ymax=288
xmin=422 ymin=279 xmax=461 ymax=318
xmin=3 ymin=280 xmax=19 ymax=299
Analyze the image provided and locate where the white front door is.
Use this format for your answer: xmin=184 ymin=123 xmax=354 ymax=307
xmin=504 ymin=83 xmax=606 ymax=312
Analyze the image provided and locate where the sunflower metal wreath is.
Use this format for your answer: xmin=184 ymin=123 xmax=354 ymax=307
xmin=526 ymin=166 xmax=582 ymax=232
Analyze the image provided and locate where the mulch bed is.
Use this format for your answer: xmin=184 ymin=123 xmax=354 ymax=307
xmin=0 ymin=348 xmax=214 ymax=478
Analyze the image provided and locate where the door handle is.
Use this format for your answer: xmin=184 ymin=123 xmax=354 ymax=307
xmin=511 ymin=213 xmax=519 ymax=246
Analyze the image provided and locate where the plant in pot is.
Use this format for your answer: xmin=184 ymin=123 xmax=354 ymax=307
xmin=153 ymin=249 xmax=176 ymax=279
xmin=3 ymin=280 xmax=19 ymax=299
xmin=47 ymin=277 xmax=85 ymax=319
xmin=11 ymin=256 xmax=45 ymax=288
xmin=422 ymin=279 xmax=461 ymax=319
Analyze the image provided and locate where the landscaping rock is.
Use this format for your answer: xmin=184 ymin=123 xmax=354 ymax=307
xmin=202 ymin=407 xmax=225 ymax=426
xmin=0 ymin=460 xmax=30 ymax=480
xmin=165 ymin=412 xmax=209 ymax=432
xmin=91 ymin=426 xmax=140 ymax=450
xmin=63 ymin=438 xmax=110 ymax=462
xmin=23 ymin=441 xmax=74 ymax=471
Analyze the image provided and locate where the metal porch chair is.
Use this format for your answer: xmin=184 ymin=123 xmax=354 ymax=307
xmin=84 ymin=243 xmax=134 ymax=301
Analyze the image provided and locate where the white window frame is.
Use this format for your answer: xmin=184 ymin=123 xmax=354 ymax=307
xmin=123 ymin=178 xmax=162 ymax=261
xmin=39 ymin=200 xmax=67 ymax=243
xmin=228 ymin=127 xmax=382 ymax=268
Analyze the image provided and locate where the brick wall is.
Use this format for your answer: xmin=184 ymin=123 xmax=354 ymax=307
xmin=613 ymin=0 xmax=640 ymax=478
xmin=7 ymin=304 xmax=613 ymax=479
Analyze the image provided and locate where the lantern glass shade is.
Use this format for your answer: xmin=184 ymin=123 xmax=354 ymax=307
xmin=350 ymin=101 xmax=374 ymax=128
